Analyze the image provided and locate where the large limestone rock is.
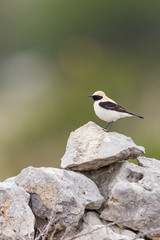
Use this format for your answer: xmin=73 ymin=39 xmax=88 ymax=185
xmin=10 ymin=166 xmax=104 ymax=231
xmin=83 ymin=162 xmax=123 ymax=200
xmin=97 ymin=157 xmax=160 ymax=234
xmin=69 ymin=211 xmax=144 ymax=240
xmin=0 ymin=182 xmax=35 ymax=240
xmin=61 ymin=121 xmax=145 ymax=171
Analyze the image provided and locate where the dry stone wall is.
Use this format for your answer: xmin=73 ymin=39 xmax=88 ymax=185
xmin=1 ymin=121 xmax=159 ymax=240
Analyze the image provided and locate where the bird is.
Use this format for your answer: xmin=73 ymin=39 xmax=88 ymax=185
xmin=88 ymin=91 xmax=144 ymax=131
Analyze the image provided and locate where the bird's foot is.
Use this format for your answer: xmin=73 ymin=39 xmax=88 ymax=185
xmin=103 ymin=128 xmax=111 ymax=132
xmin=99 ymin=124 xmax=113 ymax=132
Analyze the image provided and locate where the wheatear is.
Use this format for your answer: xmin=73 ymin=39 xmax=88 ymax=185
xmin=88 ymin=91 xmax=143 ymax=131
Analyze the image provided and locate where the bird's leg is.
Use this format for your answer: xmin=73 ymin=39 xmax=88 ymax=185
xmin=103 ymin=121 xmax=113 ymax=132
xmin=108 ymin=121 xmax=113 ymax=132
xmin=104 ymin=122 xmax=111 ymax=129
xmin=103 ymin=122 xmax=112 ymax=132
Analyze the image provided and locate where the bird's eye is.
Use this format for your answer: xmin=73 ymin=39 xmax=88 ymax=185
xmin=93 ymin=95 xmax=103 ymax=101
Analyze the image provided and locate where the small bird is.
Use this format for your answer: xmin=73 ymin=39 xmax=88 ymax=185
xmin=88 ymin=91 xmax=144 ymax=131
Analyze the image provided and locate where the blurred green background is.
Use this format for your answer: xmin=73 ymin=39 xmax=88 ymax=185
xmin=0 ymin=0 xmax=160 ymax=180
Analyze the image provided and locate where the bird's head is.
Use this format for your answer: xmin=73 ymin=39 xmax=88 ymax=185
xmin=88 ymin=91 xmax=106 ymax=101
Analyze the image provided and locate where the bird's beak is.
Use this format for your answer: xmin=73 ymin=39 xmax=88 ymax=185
xmin=88 ymin=95 xmax=93 ymax=98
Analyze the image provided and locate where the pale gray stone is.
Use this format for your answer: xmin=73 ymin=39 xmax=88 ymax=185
xmin=69 ymin=211 xmax=144 ymax=240
xmin=61 ymin=121 xmax=145 ymax=171
xmin=138 ymin=156 xmax=160 ymax=171
xmin=99 ymin=158 xmax=160 ymax=233
xmin=0 ymin=182 xmax=35 ymax=240
xmin=83 ymin=162 xmax=123 ymax=200
xmin=12 ymin=167 xmax=104 ymax=230
xmin=4 ymin=176 xmax=16 ymax=183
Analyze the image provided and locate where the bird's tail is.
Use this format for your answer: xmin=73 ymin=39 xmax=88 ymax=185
xmin=129 ymin=112 xmax=144 ymax=119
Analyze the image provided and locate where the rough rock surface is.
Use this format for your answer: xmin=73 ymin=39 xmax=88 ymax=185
xmin=138 ymin=156 xmax=160 ymax=170
xmin=83 ymin=162 xmax=123 ymax=200
xmin=69 ymin=211 xmax=144 ymax=240
xmin=0 ymin=182 xmax=35 ymax=240
xmin=99 ymin=157 xmax=160 ymax=233
xmin=2 ymin=122 xmax=159 ymax=240
xmin=10 ymin=166 xmax=104 ymax=231
xmin=61 ymin=121 xmax=145 ymax=171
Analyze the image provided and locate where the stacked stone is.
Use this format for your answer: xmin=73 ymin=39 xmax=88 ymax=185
xmin=1 ymin=121 xmax=160 ymax=240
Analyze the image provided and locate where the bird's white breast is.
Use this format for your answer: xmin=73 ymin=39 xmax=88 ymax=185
xmin=94 ymin=102 xmax=131 ymax=122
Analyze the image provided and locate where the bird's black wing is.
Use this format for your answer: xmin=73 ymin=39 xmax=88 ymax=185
xmin=99 ymin=101 xmax=130 ymax=114
xmin=99 ymin=101 xmax=144 ymax=118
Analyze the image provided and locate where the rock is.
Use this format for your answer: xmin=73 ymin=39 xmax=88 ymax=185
xmin=69 ymin=211 xmax=144 ymax=240
xmin=10 ymin=166 xmax=104 ymax=231
xmin=61 ymin=121 xmax=145 ymax=171
xmin=138 ymin=156 xmax=160 ymax=171
xmin=0 ymin=182 xmax=35 ymax=240
xmin=99 ymin=158 xmax=160 ymax=234
xmin=3 ymin=121 xmax=158 ymax=239
xmin=83 ymin=162 xmax=123 ymax=200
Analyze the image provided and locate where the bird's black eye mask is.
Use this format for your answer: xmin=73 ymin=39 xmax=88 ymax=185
xmin=92 ymin=95 xmax=103 ymax=101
